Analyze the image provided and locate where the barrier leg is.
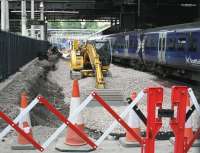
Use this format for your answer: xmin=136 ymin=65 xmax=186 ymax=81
xmin=185 ymin=128 xmax=200 ymax=153
xmin=144 ymin=87 xmax=163 ymax=153
xmin=170 ymin=86 xmax=188 ymax=153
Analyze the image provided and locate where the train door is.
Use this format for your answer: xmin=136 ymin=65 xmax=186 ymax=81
xmin=125 ymin=35 xmax=129 ymax=56
xmin=158 ymin=32 xmax=167 ymax=64
xmin=141 ymin=34 xmax=147 ymax=63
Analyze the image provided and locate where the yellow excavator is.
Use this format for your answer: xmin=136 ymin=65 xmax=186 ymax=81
xmin=70 ymin=39 xmax=111 ymax=88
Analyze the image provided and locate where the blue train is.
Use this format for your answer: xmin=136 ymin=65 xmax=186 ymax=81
xmin=100 ymin=23 xmax=200 ymax=81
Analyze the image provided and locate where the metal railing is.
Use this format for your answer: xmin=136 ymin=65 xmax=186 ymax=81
xmin=0 ymin=30 xmax=50 ymax=81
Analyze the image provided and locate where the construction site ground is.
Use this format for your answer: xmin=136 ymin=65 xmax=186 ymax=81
xmin=0 ymin=57 xmax=199 ymax=153
xmin=0 ymin=126 xmax=199 ymax=153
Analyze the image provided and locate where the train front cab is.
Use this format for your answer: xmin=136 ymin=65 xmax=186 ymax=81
xmin=111 ymin=32 xmax=143 ymax=67
xmin=110 ymin=33 xmax=125 ymax=63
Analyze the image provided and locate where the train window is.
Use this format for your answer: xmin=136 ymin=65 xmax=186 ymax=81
xmin=188 ymin=36 xmax=198 ymax=52
xmin=118 ymin=43 xmax=121 ymax=49
xmin=114 ymin=43 xmax=118 ymax=49
xmin=125 ymin=40 xmax=129 ymax=48
xmin=151 ymin=39 xmax=156 ymax=50
xmin=177 ymin=37 xmax=186 ymax=51
xmin=111 ymin=41 xmax=115 ymax=49
xmin=120 ymin=42 xmax=124 ymax=49
xmin=129 ymin=39 xmax=135 ymax=48
xmin=144 ymin=38 xmax=150 ymax=49
xmin=167 ymin=38 xmax=176 ymax=51
xmin=145 ymin=38 xmax=157 ymax=50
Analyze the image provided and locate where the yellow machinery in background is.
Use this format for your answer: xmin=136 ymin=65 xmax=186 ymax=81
xmin=70 ymin=39 xmax=111 ymax=88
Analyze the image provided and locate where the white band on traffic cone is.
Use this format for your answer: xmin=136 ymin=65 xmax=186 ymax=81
xmin=126 ymin=109 xmax=140 ymax=128
xmin=19 ymin=108 xmax=32 ymax=127
xmin=69 ymin=97 xmax=83 ymax=125
xmin=23 ymin=127 xmax=31 ymax=134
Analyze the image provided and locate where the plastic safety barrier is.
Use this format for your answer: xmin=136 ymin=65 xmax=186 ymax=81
xmin=0 ymin=90 xmax=145 ymax=152
xmin=0 ymin=86 xmax=199 ymax=153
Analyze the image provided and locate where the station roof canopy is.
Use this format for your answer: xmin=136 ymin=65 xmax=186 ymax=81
xmin=8 ymin=0 xmax=200 ymax=31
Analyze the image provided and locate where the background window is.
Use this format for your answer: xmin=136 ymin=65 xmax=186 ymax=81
xmin=177 ymin=37 xmax=186 ymax=51
xmin=145 ymin=38 xmax=157 ymax=50
xmin=129 ymin=39 xmax=135 ymax=48
xmin=167 ymin=38 xmax=176 ymax=51
xmin=188 ymin=34 xmax=198 ymax=52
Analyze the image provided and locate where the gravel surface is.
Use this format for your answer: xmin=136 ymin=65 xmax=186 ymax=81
xmin=0 ymin=58 xmax=199 ymax=153
xmin=48 ymin=59 xmax=200 ymax=134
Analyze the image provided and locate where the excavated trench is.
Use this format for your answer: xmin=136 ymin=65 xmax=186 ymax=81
xmin=0 ymin=55 xmax=67 ymax=129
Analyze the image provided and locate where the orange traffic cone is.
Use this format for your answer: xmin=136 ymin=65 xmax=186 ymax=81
xmin=184 ymin=96 xmax=193 ymax=143
xmin=119 ymin=91 xmax=141 ymax=147
xmin=11 ymin=92 xmax=35 ymax=150
xmin=18 ymin=122 xmax=33 ymax=144
xmin=56 ymin=80 xmax=90 ymax=152
xmin=65 ymin=80 xmax=86 ymax=146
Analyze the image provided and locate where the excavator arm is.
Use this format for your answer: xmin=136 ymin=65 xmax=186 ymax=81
xmin=83 ymin=43 xmax=105 ymax=88
xmin=70 ymin=41 xmax=106 ymax=88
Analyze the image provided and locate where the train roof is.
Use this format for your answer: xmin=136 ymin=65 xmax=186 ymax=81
xmin=98 ymin=22 xmax=200 ymax=38
xmin=102 ymin=29 xmax=142 ymax=37
xmin=143 ymin=21 xmax=200 ymax=33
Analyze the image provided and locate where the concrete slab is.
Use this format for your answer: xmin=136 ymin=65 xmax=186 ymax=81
xmin=11 ymin=139 xmax=35 ymax=150
xmin=1 ymin=136 xmax=200 ymax=153
xmin=55 ymin=137 xmax=94 ymax=152
xmin=119 ymin=137 xmax=140 ymax=147
xmin=96 ymin=140 xmax=172 ymax=153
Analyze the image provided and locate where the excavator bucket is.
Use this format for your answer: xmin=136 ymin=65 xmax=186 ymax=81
xmin=84 ymin=89 xmax=125 ymax=105
xmin=70 ymin=70 xmax=82 ymax=80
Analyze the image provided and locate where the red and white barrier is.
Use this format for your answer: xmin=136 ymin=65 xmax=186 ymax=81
xmin=0 ymin=89 xmax=145 ymax=152
xmin=0 ymin=86 xmax=199 ymax=153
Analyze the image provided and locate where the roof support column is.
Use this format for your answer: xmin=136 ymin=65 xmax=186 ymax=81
xmin=21 ymin=0 xmax=27 ymax=36
xmin=31 ymin=0 xmax=35 ymax=38
xmin=1 ymin=0 xmax=9 ymax=31
xmin=40 ymin=1 xmax=45 ymax=40
xmin=5 ymin=0 xmax=9 ymax=31
xmin=137 ymin=0 xmax=141 ymax=28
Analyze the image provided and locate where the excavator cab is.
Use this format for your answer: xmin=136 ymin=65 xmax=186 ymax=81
xmin=91 ymin=40 xmax=111 ymax=67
